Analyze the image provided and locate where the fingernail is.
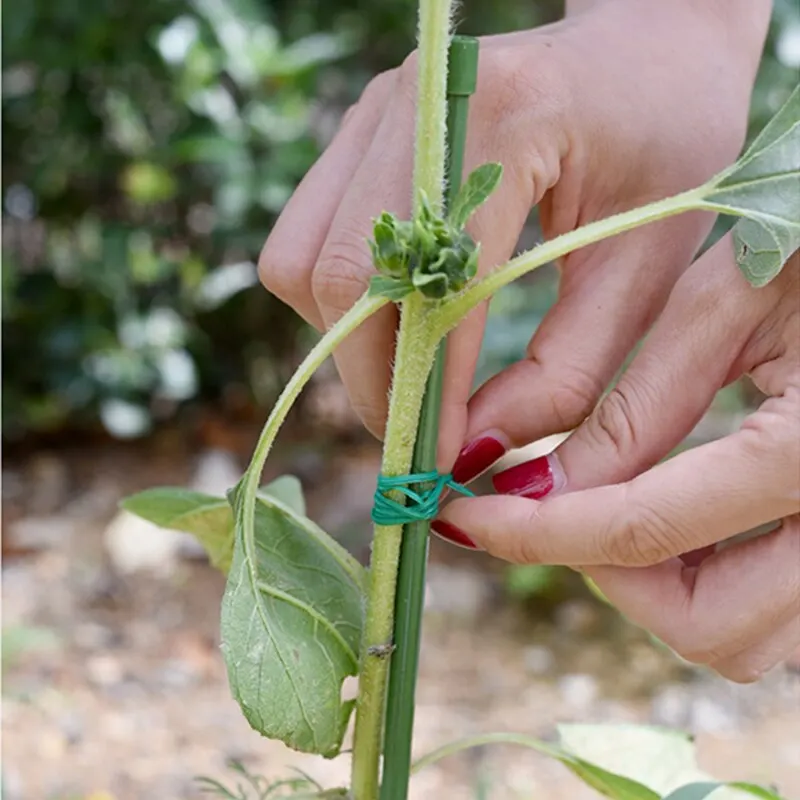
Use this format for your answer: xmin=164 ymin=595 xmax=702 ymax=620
xmin=492 ymin=453 xmax=566 ymax=499
xmin=431 ymin=519 xmax=482 ymax=550
xmin=451 ymin=431 xmax=508 ymax=485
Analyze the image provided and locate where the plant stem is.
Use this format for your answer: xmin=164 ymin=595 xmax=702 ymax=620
xmin=380 ymin=36 xmax=478 ymax=800
xmin=350 ymin=2 xmax=455 ymax=797
xmin=436 ymin=186 xmax=708 ymax=334
xmin=412 ymin=0 xmax=453 ymax=215
xmin=350 ymin=298 xmax=438 ymax=800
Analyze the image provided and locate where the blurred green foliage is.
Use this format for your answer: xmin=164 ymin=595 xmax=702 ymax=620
xmin=2 ymin=0 xmax=798 ymax=439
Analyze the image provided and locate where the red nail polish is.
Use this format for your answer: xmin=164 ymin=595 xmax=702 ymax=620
xmin=431 ymin=520 xmax=481 ymax=550
xmin=452 ymin=433 xmax=507 ymax=485
xmin=492 ymin=454 xmax=564 ymax=499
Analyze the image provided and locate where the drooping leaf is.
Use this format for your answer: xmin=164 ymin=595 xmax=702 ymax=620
xmin=703 ymin=84 xmax=799 ymax=286
xmin=122 ymin=487 xmax=235 ymax=572
xmin=663 ymin=783 xmax=785 ymax=800
xmin=448 ymin=162 xmax=503 ymax=229
xmin=221 ymin=480 xmax=367 ymax=757
xmin=122 ymin=475 xmax=309 ymax=575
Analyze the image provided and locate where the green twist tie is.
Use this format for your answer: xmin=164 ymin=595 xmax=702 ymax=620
xmin=371 ymin=471 xmax=474 ymax=526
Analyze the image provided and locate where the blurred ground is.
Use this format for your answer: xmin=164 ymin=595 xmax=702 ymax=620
xmin=3 ymin=420 xmax=799 ymax=800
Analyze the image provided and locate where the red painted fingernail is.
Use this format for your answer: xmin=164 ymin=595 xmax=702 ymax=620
xmin=431 ymin=520 xmax=481 ymax=550
xmin=451 ymin=431 xmax=508 ymax=484
xmin=492 ymin=453 xmax=566 ymax=499
xmin=680 ymin=544 xmax=716 ymax=568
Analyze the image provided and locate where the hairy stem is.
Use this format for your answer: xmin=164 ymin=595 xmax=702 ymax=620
xmin=412 ymin=0 xmax=452 ymax=215
xmin=350 ymin=296 xmax=438 ymax=799
xmin=436 ymin=186 xmax=707 ymax=333
xmin=351 ymin=2 xmax=454 ymax=797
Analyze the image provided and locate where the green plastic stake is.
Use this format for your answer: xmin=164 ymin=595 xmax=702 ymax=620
xmin=380 ymin=35 xmax=479 ymax=800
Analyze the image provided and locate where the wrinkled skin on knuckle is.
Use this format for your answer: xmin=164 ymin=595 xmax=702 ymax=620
xmin=601 ymin=497 xmax=679 ymax=567
xmin=476 ymin=42 xmax=569 ymax=189
xmin=541 ymin=364 xmax=603 ymax=433
xmin=739 ymin=390 xmax=800 ymax=511
xmin=312 ymin=231 xmax=373 ymax=317
xmin=586 ymin=384 xmax=642 ymax=461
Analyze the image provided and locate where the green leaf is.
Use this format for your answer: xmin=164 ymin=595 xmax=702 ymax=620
xmin=448 ymin=163 xmax=503 ymax=229
xmin=121 ymin=488 xmax=235 ymax=573
xmin=663 ymin=783 xmax=784 ymax=800
xmin=368 ymin=274 xmax=413 ymax=300
xmin=221 ymin=481 xmax=367 ymax=757
xmin=703 ymin=84 xmax=799 ymax=286
xmin=259 ymin=475 xmax=306 ymax=516
xmin=564 ymin=758 xmax=660 ymax=800
xmin=558 ymin=725 xmax=771 ymax=800
xmin=123 ymin=476 xmax=309 ymax=575
xmin=412 ymin=732 xmax=657 ymax=800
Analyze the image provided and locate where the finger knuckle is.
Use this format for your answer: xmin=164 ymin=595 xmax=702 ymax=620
xmin=312 ymin=231 xmax=372 ymax=317
xmin=481 ymin=43 xmax=570 ymax=132
xmin=586 ymin=384 xmax=641 ymax=458
xmin=600 ymin=497 xmax=677 ymax=566
xmin=258 ymin=234 xmax=304 ymax=304
xmin=542 ymin=365 xmax=603 ymax=432
xmin=512 ymin=504 xmax=546 ymax=564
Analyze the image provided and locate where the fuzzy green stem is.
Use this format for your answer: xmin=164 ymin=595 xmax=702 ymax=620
xmin=436 ymin=186 xmax=708 ymax=334
xmin=380 ymin=36 xmax=479 ymax=800
xmin=350 ymin=2 xmax=455 ymax=797
xmin=412 ymin=0 xmax=452 ymax=215
xmin=350 ymin=296 xmax=438 ymax=800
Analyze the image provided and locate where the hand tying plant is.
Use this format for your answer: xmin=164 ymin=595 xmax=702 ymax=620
xmin=127 ymin=0 xmax=799 ymax=797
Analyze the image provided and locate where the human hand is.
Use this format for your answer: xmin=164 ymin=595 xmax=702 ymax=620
xmin=260 ymin=1 xmax=770 ymax=469
xmin=436 ymin=240 xmax=800 ymax=683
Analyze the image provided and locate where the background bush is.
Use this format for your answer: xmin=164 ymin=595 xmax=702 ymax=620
xmin=3 ymin=0 xmax=798 ymax=440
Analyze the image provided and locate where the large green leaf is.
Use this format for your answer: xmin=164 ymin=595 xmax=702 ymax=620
xmin=122 ymin=487 xmax=234 ymax=572
xmin=121 ymin=475 xmax=308 ymax=575
xmin=221 ymin=481 xmax=367 ymax=757
xmin=703 ymin=84 xmax=800 ymax=286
